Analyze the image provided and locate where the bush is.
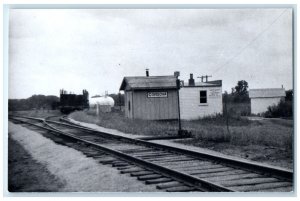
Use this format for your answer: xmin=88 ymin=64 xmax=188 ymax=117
xmin=223 ymin=102 xmax=251 ymax=117
xmin=264 ymin=99 xmax=293 ymax=118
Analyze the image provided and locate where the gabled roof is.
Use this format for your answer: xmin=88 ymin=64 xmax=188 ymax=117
xmin=119 ymin=76 xmax=177 ymax=91
xmin=249 ymin=88 xmax=286 ymax=98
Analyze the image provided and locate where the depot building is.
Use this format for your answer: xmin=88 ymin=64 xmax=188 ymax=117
xmin=119 ymin=70 xmax=179 ymax=120
xmin=119 ymin=70 xmax=223 ymax=120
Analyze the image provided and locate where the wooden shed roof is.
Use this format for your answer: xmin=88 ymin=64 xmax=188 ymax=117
xmin=119 ymin=76 xmax=177 ymax=91
xmin=249 ymin=88 xmax=286 ymax=98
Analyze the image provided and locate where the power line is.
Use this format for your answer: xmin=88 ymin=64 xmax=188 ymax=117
xmin=212 ymin=9 xmax=288 ymax=75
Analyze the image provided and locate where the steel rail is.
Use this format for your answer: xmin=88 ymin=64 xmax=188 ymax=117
xmin=55 ymin=117 xmax=293 ymax=181
xmin=11 ymin=114 xmax=292 ymax=181
xmin=10 ymin=116 xmax=294 ymax=181
xmin=9 ymin=116 xmax=233 ymax=192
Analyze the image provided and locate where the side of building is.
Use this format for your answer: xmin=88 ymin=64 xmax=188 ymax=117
xmin=179 ymin=74 xmax=223 ymax=120
xmin=120 ymin=71 xmax=223 ymax=120
xmin=249 ymin=88 xmax=286 ymax=114
xmin=120 ymin=71 xmax=179 ymax=120
xmin=125 ymin=90 xmax=179 ymax=120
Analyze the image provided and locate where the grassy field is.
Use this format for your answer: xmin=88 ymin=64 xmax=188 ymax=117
xmin=70 ymin=110 xmax=292 ymax=149
xmin=224 ymin=102 xmax=251 ymax=117
xmin=71 ymin=110 xmax=180 ymax=136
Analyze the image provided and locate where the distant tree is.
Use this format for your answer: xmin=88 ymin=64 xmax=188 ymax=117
xmin=261 ymin=89 xmax=293 ymax=118
xmin=223 ymin=90 xmax=228 ymax=96
xmin=264 ymin=99 xmax=293 ymax=118
xmin=109 ymin=93 xmax=125 ymax=106
xmin=231 ymin=80 xmax=250 ymax=103
xmin=234 ymin=80 xmax=248 ymax=96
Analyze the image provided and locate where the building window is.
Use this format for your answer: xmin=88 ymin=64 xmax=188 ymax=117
xmin=200 ymin=90 xmax=207 ymax=103
xmin=128 ymin=101 xmax=131 ymax=111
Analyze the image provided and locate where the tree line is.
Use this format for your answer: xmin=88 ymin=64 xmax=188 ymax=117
xmin=8 ymin=93 xmax=125 ymax=111
xmin=9 ymin=95 xmax=60 ymax=111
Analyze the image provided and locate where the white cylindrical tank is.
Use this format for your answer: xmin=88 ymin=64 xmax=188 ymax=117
xmin=90 ymin=96 xmax=115 ymax=113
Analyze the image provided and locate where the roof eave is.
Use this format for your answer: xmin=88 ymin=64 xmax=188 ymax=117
xmin=183 ymin=84 xmax=222 ymax=88
xmin=127 ymin=86 xmax=177 ymax=91
xmin=119 ymin=78 xmax=127 ymax=91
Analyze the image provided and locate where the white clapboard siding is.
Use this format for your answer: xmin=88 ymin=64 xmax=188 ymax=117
xmin=179 ymin=86 xmax=223 ymax=120
xmin=251 ymin=97 xmax=283 ymax=114
xmin=249 ymin=88 xmax=286 ymax=115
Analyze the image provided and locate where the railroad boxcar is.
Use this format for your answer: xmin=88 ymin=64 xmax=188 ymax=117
xmin=59 ymin=89 xmax=89 ymax=114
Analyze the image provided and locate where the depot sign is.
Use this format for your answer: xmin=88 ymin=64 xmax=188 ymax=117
xmin=147 ymin=92 xmax=168 ymax=98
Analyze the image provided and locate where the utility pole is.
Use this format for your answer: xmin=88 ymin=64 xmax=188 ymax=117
xmin=174 ymin=71 xmax=184 ymax=136
xmin=197 ymin=76 xmax=204 ymax=82
xmin=205 ymin=75 xmax=212 ymax=82
xmin=197 ymin=75 xmax=212 ymax=82
xmin=224 ymin=93 xmax=230 ymax=136
xmin=176 ymin=78 xmax=182 ymax=133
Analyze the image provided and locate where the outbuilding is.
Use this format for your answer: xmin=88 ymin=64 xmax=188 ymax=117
xmin=179 ymin=74 xmax=223 ymax=120
xmin=119 ymin=70 xmax=179 ymax=120
xmin=249 ymin=88 xmax=286 ymax=114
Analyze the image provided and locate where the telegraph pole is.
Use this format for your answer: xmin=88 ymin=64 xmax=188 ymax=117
xmin=197 ymin=75 xmax=212 ymax=82
xmin=197 ymin=76 xmax=204 ymax=82
xmin=175 ymin=75 xmax=182 ymax=133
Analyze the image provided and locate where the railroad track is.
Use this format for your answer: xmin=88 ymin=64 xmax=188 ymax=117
xmin=9 ymin=115 xmax=293 ymax=192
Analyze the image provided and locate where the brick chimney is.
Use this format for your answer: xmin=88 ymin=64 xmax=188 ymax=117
xmin=188 ymin=73 xmax=195 ymax=86
xmin=174 ymin=71 xmax=180 ymax=78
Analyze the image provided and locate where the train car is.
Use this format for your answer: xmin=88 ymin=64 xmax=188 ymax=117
xmin=59 ymin=89 xmax=89 ymax=114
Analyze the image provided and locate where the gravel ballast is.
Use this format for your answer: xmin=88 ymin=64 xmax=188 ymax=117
xmin=8 ymin=122 xmax=161 ymax=192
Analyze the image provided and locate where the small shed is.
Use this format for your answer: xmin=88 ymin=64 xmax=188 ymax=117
xmin=179 ymin=74 xmax=223 ymax=120
xmin=119 ymin=71 xmax=179 ymax=120
xmin=249 ymin=88 xmax=286 ymax=114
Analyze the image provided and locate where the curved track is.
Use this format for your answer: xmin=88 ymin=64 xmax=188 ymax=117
xmin=9 ymin=115 xmax=293 ymax=192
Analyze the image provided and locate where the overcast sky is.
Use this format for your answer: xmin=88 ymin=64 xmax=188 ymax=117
xmin=9 ymin=8 xmax=293 ymax=99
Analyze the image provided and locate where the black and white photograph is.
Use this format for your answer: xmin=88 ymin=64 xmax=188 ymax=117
xmin=6 ymin=6 xmax=294 ymax=194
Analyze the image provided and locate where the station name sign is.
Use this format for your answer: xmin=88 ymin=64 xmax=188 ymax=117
xmin=208 ymin=88 xmax=221 ymax=98
xmin=147 ymin=92 xmax=168 ymax=98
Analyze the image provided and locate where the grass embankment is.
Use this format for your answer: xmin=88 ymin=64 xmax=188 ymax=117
xmin=70 ymin=110 xmax=292 ymax=151
xmin=185 ymin=116 xmax=292 ymax=149
xmin=70 ymin=110 xmax=179 ymax=136
xmin=181 ymin=116 xmax=293 ymax=169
